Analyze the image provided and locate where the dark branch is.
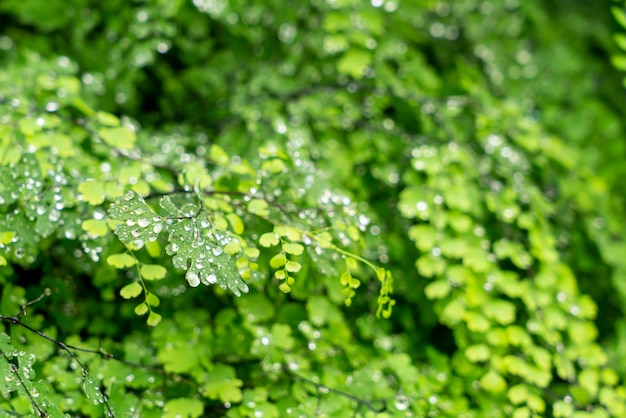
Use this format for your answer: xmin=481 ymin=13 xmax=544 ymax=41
xmin=284 ymin=365 xmax=385 ymax=413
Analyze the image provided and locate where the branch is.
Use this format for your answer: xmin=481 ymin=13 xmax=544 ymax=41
xmin=6 ymin=360 xmax=46 ymax=417
xmin=284 ymin=365 xmax=385 ymax=413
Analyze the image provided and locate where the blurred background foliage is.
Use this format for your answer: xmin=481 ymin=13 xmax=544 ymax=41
xmin=2 ymin=0 xmax=626 ymax=416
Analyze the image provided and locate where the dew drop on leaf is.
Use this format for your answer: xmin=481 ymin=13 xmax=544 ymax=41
xmin=138 ymin=218 xmax=149 ymax=227
xmin=186 ymin=271 xmax=200 ymax=287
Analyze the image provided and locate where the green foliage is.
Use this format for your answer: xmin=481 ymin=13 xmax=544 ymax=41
xmin=1 ymin=0 xmax=626 ymax=416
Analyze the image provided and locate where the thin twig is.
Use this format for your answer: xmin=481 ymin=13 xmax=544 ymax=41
xmin=4 ymin=357 xmax=46 ymax=417
xmin=285 ymin=366 xmax=385 ymax=413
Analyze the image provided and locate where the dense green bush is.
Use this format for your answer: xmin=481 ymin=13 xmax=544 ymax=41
xmin=1 ymin=0 xmax=626 ymax=416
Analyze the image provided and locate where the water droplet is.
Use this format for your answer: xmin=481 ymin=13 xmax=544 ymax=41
xmin=395 ymin=394 xmax=410 ymax=411
xmin=207 ymin=273 xmax=217 ymax=284
xmin=186 ymin=271 xmax=200 ymax=287
xmin=260 ymin=337 xmax=270 ymax=346
xmin=171 ymin=243 xmax=179 ymax=252
xmin=212 ymin=247 xmax=223 ymax=256
xmin=48 ymin=210 xmax=61 ymax=221
xmin=153 ymin=223 xmax=163 ymax=234
xmin=126 ymin=219 xmax=136 ymax=226
xmin=138 ymin=218 xmax=149 ymax=227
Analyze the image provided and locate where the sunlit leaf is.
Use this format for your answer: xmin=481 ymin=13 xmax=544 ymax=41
xmin=107 ymin=253 xmax=137 ymax=268
xmin=120 ymin=282 xmax=142 ymax=299
xmin=140 ymin=264 xmax=167 ymax=280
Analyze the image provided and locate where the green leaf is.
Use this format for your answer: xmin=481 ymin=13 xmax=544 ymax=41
xmin=553 ymin=401 xmax=574 ymax=417
xmin=165 ymin=212 xmax=249 ymax=296
xmin=441 ymin=299 xmax=465 ymax=325
xmin=337 ymin=49 xmax=372 ymax=78
xmin=78 ymin=180 xmax=106 ymax=205
xmin=248 ymin=199 xmax=270 ymax=217
xmin=526 ymin=394 xmax=545 ymax=413
xmin=164 ymin=398 xmax=204 ymax=418
xmin=107 ymin=253 xmax=137 ymax=268
xmin=235 ymin=294 xmax=275 ymax=323
xmin=209 ymin=144 xmax=230 ymax=165
xmin=226 ymin=213 xmax=244 ymax=234
xmin=259 ymin=232 xmax=279 ymax=247
xmin=340 ymin=270 xmax=351 ymax=286
xmin=81 ymin=219 xmax=109 ymax=237
xmin=465 ymin=344 xmax=491 ymax=362
xmin=0 ymin=231 xmax=15 ymax=245
xmin=613 ymin=6 xmax=626 ymax=29
xmin=270 ymin=252 xmax=287 ymax=269
xmin=202 ymin=364 xmax=243 ymax=403
xmin=83 ymin=377 xmax=107 ymax=406
xmin=147 ymin=311 xmax=162 ymax=326
xmin=120 ymin=282 xmax=142 ymax=299
xmin=262 ymin=158 xmax=287 ymax=174
xmin=424 ymin=280 xmax=451 ymax=299
xmin=145 ymin=240 xmax=161 ymax=257
xmin=146 ymin=292 xmax=161 ymax=307
xmin=245 ymin=247 xmax=260 ymax=258
xmin=283 ymin=242 xmax=304 ymax=255
xmin=134 ymin=302 xmax=149 ymax=315
xmin=271 ymin=323 xmax=295 ymax=349
xmin=480 ymin=369 xmax=507 ymax=393
xmin=408 ymin=224 xmax=438 ymax=251
xmin=285 ymin=260 xmax=301 ymax=273
xmin=579 ymin=368 xmax=599 ymax=398
xmin=98 ymin=126 xmax=136 ymax=150
xmin=182 ymin=161 xmax=212 ymax=189
xmin=224 ymin=240 xmax=242 ymax=255
xmin=484 ymin=300 xmax=516 ymax=325
xmin=508 ymin=384 xmax=528 ymax=405
xmin=141 ymin=264 xmax=167 ymax=280
xmin=108 ymin=190 xmax=163 ymax=249
xmin=96 ymin=111 xmax=120 ymax=126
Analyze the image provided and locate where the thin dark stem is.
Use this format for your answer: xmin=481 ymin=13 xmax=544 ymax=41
xmin=285 ymin=366 xmax=384 ymax=413
xmin=145 ymin=187 xmax=295 ymax=220
xmin=4 ymin=357 xmax=46 ymax=417
xmin=17 ymin=288 xmax=51 ymax=318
